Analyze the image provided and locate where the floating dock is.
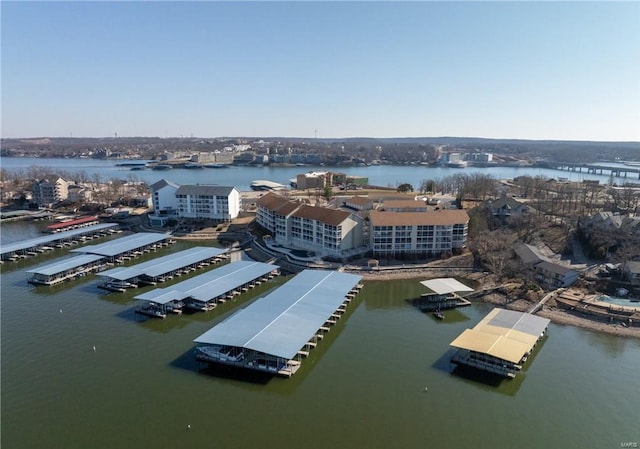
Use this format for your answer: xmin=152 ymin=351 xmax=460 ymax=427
xmin=25 ymin=254 xmax=108 ymax=286
xmin=1 ymin=223 xmax=120 ymax=262
xmin=449 ymin=308 xmax=550 ymax=378
xmin=193 ymin=269 xmax=364 ymax=378
xmin=134 ymin=261 xmax=280 ymax=318
xmin=70 ymin=232 xmax=173 ymax=263
xmin=96 ymin=246 xmax=228 ymax=291
xmin=414 ymin=277 xmax=473 ymax=311
xmin=45 ymin=215 xmax=99 ymax=233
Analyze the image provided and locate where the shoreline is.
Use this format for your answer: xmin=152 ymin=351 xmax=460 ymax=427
xmin=356 ymin=269 xmax=640 ymax=339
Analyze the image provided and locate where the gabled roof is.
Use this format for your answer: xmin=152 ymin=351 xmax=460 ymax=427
xmin=176 ymin=185 xmax=236 ymax=196
xmin=382 ymin=200 xmax=427 ymax=209
xmin=369 ymin=210 xmax=469 ymax=227
xmin=514 ymin=242 xmax=548 ymax=265
xmin=150 ymin=179 xmax=179 ymax=191
xmin=535 ymin=260 xmax=577 ymax=276
xmin=292 ymin=204 xmax=352 ymax=226
xmin=344 ymin=196 xmax=372 ymax=206
xmin=489 ymin=197 xmax=526 ymax=210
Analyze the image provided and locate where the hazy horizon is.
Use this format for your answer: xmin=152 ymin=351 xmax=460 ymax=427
xmin=2 ymin=2 xmax=639 ymax=141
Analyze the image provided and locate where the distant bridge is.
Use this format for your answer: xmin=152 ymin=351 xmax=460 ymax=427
xmin=537 ymin=162 xmax=640 ymax=180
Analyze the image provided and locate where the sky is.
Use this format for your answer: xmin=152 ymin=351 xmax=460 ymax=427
xmin=1 ymin=1 xmax=639 ymax=141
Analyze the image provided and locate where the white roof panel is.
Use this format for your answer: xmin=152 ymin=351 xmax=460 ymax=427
xmin=194 ymin=270 xmax=363 ymax=360
xmin=26 ymin=254 xmax=105 ymax=276
xmin=97 ymin=246 xmax=226 ymax=281
xmin=420 ymin=277 xmax=473 ymax=295
xmin=1 ymin=223 xmax=118 ymax=256
xmin=71 ymin=232 xmax=169 ymax=257
xmin=134 ymin=261 xmax=278 ymax=304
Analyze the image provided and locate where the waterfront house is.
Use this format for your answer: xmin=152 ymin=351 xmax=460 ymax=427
xmin=487 ymin=197 xmax=529 ymax=218
xmin=534 ymin=260 xmax=579 ymax=289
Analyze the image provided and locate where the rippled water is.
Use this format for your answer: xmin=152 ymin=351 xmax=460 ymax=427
xmin=2 ymin=222 xmax=639 ymax=449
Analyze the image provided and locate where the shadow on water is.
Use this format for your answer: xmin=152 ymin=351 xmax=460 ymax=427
xmin=431 ymin=349 xmax=525 ymax=396
xmin=170 ymin=348 xmax=273 ymax=385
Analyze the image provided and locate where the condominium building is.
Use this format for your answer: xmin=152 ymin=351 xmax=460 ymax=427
xmin=256 ymin=192 xmax=364 ymax=257
xmin=175 ymin=185 xmax=240 ymax=222
xmin=369 ymin=210 xmax=469 ymax=257
xmin=149 ymin=179 xmax=239 ymax=224
xmin=32 ymin=176 xmax=69 ymax=206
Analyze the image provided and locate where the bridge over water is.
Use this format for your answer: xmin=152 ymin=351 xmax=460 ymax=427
xmin=537 ymin=161 xmax=640 ymax=180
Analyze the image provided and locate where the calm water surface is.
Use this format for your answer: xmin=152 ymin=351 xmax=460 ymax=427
xmin=2 ymin=223 xmax=639 ymax=449
xmin=0 ymin=156 xmax=629 ymax=192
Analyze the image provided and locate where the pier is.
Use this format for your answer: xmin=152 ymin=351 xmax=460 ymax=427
xmin=26 ymin=254 xmax=108 ymax=286
xmin=96 ymin=246 xmax=228 ymax=291
xmin=1 ymin=223 xmax=120 ymax=262
xmin=134 ymin=261 xmax=280 ymax=318
xmin=449 ymin=308 xmax=550 ymax=378
xmin=414 ymin=277 xmax=473 ymax=312
xmin=193 ymin=270 xmax=363 ymax=378
xmin=70 ymin=232 xmax=173 ymax=263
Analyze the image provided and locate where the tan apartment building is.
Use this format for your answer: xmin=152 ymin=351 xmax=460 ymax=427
xmin=369 ymin=209 xmax=469 ymax=257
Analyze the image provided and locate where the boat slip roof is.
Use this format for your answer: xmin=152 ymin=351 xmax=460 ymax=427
xmin=1 ymin=223 xmax=118 ymax=256
xmin=134 ymin=261 xmax=278 ymax=304
xmin=420 ymin=278 xmax=473 ymax=295
xmin=450 ymin=308 xmax=550 ymax=364
xmin=194 ymin=270 xmax=363 ymax=360
xmin=96 ymin=246 xmax=226 ymax=281
xmin=71 ymin=232 xmax=169 ymax=257
xmin=25 ymin=254 xmax=105 ymax=276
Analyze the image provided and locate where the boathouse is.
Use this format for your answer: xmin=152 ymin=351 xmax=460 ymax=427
xmin=414 ymin=277 xmax=473 ymax=311
xmin=1 ymin=223 xmax=119 ymax=262
xmin=96 ymin=246 xmax=227 ymax=291
xmin=25 ymin=254 xmax=107 ymax=286
xmin=193 ymin=269 xmax=363 ymax=377
xmin=133 ymin=261 xmax=279 ymax=318
xmin=449 ymin=308 xmax=550 ymax=378
xmin=70 ymin=232 xmax=172 ymax=263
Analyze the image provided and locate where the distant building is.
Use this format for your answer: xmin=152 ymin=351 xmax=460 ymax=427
xmin=32 ymin=176 xmax=69 ymax=207
xmin=343 ymin=196 xmax=374 ymax=211
xmin=534 ymin=261 xmax=579 ymax=289
xmin=487 ymin=197 xmax=529 ymax=218
xmin=296 ymin=172 xmax=331 ymax=190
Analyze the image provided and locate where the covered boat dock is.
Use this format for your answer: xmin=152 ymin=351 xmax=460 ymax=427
xmin=1 ymin=223 xmax=120 ymax=262
xmin=71 ymin=232 xmax=173 ymax=263
xmin=193 ymin=269 xmax=364 ymax=377
xmin=46 ymin=215 xmax=99 ymax=233
xmin=26 ymin=254 xmax=107 ymax=285
xmin=96 ymin=246 xmax=228 ymax=291
xmin=449 ymin=308 xmax=550 ymax=378
xmin=134 ymin=261 xmax=280 ymax=318
xmin=414 ymin=277 xmax=473 ymax=311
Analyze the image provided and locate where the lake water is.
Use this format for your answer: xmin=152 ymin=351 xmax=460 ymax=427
xmin=0 ymin=157 xmax=630 ymax=192
xmin=1 ymin=221 xmax=639 ymax=449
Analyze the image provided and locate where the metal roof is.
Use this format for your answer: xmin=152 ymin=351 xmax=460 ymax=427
xmin=450 ymin=308 xmax=550 ymax=364
xmin=71 ymin=232 xmax=169 ymax=257
xmin=175 ymin=185 xmax=236 ymax=196
xmin=25 ymin=254 xmax=105 ymax=276
xmin=96 ymin=246 xmax=226 ymax=281
xmin=135 ymin=261 xmax=278 ymax=304
xmin=1 ymin=223 xmax=119 ymax=256
xmin=420 ymin=278 xmax=473 ymax=295
xmin=194 ymin=270 xmax=363 ymax=360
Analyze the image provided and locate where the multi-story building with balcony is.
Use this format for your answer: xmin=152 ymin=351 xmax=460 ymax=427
xmin=256 ymin=193 xmax=364 ymax=257
xmin=32 ymin=176 xmax=69 ymax=207
xmin=369 ymin=210 xmax=469 ymax=257
xmin=175 ymin=185 xmax=240 ymax=222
